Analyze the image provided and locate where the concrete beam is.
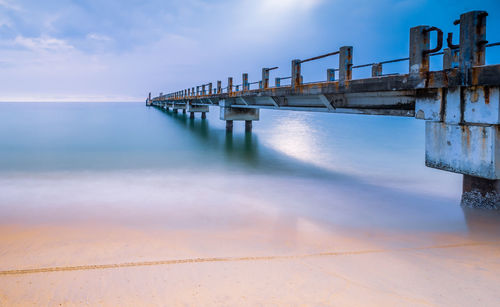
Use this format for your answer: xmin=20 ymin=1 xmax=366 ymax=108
xmin=425 ymin=121 xmax=500 ymax=180
xmin=187 ymin=104 xmax=209 ymax=113
xmin=220 ymin=107 xmax=259 ymax=121
xmin=416 ymin=86 xmax=500 ymax=124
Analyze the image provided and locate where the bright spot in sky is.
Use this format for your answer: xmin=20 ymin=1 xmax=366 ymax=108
xmin=261 ymin=0 xmax=321 ymax=10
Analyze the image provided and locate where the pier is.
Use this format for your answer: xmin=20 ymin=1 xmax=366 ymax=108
xmin=147 ymin=11 xmax=500 ymax=209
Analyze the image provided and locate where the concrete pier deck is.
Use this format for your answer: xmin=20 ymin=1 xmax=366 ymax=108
xmin=148 ymin=11 xmax=500 ymax=209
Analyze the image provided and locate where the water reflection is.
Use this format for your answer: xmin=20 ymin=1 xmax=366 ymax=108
xmin=156 ymin=107 xmax=346 ymax=178
xmin=462 ymin=208 xmax=500 ymax=239
xmin=154 ymin=106 xmax=500 ymax=238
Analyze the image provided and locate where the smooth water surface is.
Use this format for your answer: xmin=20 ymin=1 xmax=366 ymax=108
xmin=0 ymin=101 xmax=491 ymax=233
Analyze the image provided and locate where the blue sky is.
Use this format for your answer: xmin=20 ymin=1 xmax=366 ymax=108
xmin=0 ymin=0 xmax=499 ymax=102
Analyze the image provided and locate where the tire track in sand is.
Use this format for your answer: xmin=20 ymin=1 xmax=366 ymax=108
xmin=1 ymin=241 xmax=498 ymax=276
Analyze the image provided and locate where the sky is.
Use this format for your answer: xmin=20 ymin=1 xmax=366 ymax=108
xmin=0 ymin=0 xmax=499 ymax=102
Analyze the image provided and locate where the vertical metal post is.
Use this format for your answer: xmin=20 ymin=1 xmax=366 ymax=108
xmin=201 ymin=112 xmax=206 ymax=119
xmin=291 ymin=59 xmax=301 ymax=88
xmin=262 ymin=68 xmax=270 ymax=89
xmin=275 ymin=78 xmax=281 ymax=88
xmin=371 ymin=64 xmax=382 ymax=77
xmin=242 ymin=73 xmax=249 ymax=91
xmin=458 ymin=11 xmax=487 ymax=84
xmin=217 ymin=81 xmax=222 ymax=94
xmin=208 ymin=83 xmax=213 ymax=95
xmin=202 ymin=84 xmax=206 ymax=96
xmin=339 ymin=46 xmax=353 ymax=83
xmin=228 ymin=77 xmax=233 ymax=94
xmin=196 ymin=86 xmax=199 ymax=97
xmin=327 ymin=69 xmax=335 ymax=81
xmin=409 ymin=26 xmax=430 ymax=75
xmin=259 ymin=81 xmax=262 ymax=89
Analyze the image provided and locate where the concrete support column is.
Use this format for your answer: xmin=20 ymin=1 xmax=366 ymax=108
xmin=262 ymin=68 xmax=270 ymax=89
xmin=183 ymin=109 xmax=186 ymax=114
xmin=462 ymin=175 xmax=500 ymax=210
xmin=220 ymin=105 xmax=259 ymax=132
xmin=409 ymin=26 xmax=431 ymax=76
xmin=371 ymin=64 xmax=382 ymax=77
xmin=201 ymin=112 xmax=206 ymax=119
xmin=327 ymin=69 xmax=335 ymax=81
xmin=458 ymin=11 xmax=487 ymax=83
xmin=291 ymin=59 xmax=301 ymax=88
xmin=190 ymin=112 xmax=195 ymax=119
xmin=339 ymin=46 xmax=353 ymax=84
xmin=245 ymin=120 xmax=252 ymax=132
xmin=242 ymin=73 xmax=249 ymax=91
xmin=226 ymin=120 xmax=233 ymax=132
xmin=227 ymin=77 xmax=233 ymax=94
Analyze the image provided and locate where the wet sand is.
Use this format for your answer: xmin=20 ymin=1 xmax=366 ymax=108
xmin=1 ymin=171 xmax=500 ymax=306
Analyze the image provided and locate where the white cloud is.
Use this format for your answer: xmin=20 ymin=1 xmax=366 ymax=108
xmin=13 ymin=35 xmax=75 ymax=52
xmin=0 ymin=0 xmax=21 ymax=11
xmin=87 ymin=33 xmax=113 ymax=42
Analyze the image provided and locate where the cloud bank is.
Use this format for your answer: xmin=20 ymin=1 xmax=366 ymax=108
xmin=0 ymin=0 xmax=498 ymax=102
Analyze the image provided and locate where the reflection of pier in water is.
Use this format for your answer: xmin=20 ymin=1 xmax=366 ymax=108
xmin=149 ymin=11 xmax=500 ymax=210
xmin=159 ymin=107 xmax=500 ymax=236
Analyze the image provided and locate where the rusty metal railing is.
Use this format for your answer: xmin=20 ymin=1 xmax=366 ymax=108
xmin=151 ymin=11 xmax=499 ymax=102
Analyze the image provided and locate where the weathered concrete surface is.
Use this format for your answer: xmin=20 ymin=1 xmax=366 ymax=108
xmin=415 ymin=89 xmax=443 ymax=121
xmin=220 ymin=107 xmax=259 ymax=121
xmin=172 ymin=104 xmax=186 ymax=110
xmin=415 ymin=86 xmax=500 ymax=124
xmin=425 ymin=122 xmax=500 ymax=180
xmin=187 ymin=104 xmax=209 ymax=113
xmin=464 ymin=86 xmax=500 ymax=124
xmin=462 ymin=175 xmax=500 ymax=210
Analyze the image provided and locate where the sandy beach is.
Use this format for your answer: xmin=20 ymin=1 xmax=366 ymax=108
xmin=1 ymin=172 xmax=499 ymax=306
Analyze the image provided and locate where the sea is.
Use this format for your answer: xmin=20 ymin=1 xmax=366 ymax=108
xmin=0 ymin=101 xmax=498 ymax=239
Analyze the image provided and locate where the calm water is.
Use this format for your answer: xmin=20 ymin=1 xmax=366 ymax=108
xmin=0 ymin=102 xmax=498 ymax=238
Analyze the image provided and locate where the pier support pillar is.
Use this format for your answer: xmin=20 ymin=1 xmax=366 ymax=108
xmin=415 ymin=11 xmax=499 ymax=210
xmin=462 ymin=175 xmax=500 ymax=210
xmin=201 ymin=112 xmax=206 ymax=119
xmin=190 ymin=112 xmax=195 ymax=119
xmin=187 ymin=104 xmax=209 ymax=115
xmin=245 ymin=120 xmax=252 ymax=132
xmin=183 ymin=109 xmax=186 ymax=114
xmin=226 ymin=120 xmax=233 ymax=132
xmin=220 ymin=105 xmax=259 ymax=132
